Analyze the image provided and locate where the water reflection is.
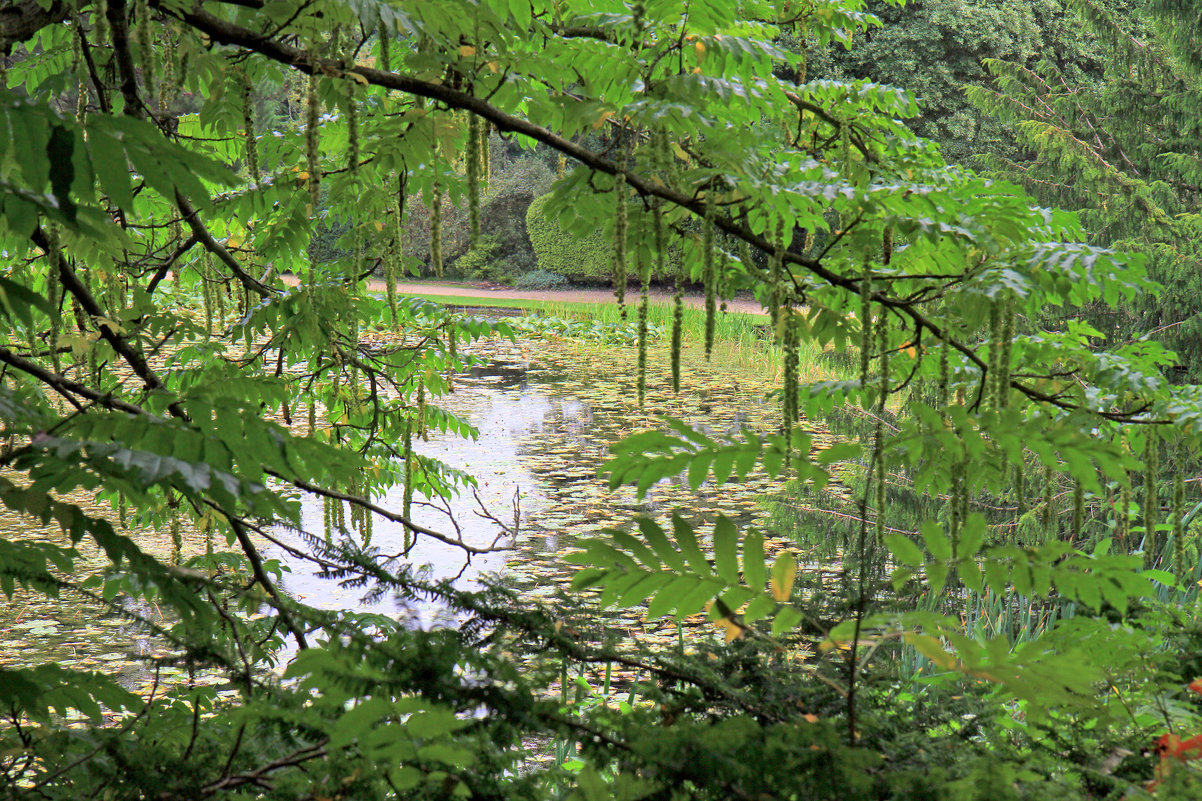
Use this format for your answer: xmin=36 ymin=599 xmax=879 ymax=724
xmin=4 ymin=335 xmax=797 ymax=682
xmin=268 ymin=337 xmax=784 ymax=621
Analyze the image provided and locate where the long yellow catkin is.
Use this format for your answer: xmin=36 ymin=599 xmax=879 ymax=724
xmin=305 ymin=71 xmax=321 ymax=285
xmin=430 ymin=180 xmax=443 ymax=277
xmin=466 ymin=114 xmax=481 ymax=244
xmin=1174 ymin=438 xmax=1187 ymax=574
xmin=769 ymin=218 xmax=784 ymax=334
xmin=612 ymin=158 xmax=628 ymax=317
xmin=702 ymin=198 xmax=716 ymax=359
xmin=378 ymin=21 xmax=390 ymax=73
xmin=388 ymin=173 xmax=404 ymax=328
xmin=241 ymin=71 xmax=259 ymax=183
xmin=73 ymin=22 xmax=88 ymax=122
xmin=636 ymin=215 xmax=650 ymax=408
xmin=1072 ymin=478 xmax=1084 ymax=540
xmin=1042 ymin=462 xmax=1055 ymax=539
xmin=997 ymin=296 xmax=1014 ymax=409
xmin=1145 ymin=435 xmax=1159 ymax=565
xmin=875 ymin=300 xmax=889 ymax=543
xmin=135 ymin=0 xmax=154 ymax=99
xmin=859 ymin=270 xmax=872 ymax=404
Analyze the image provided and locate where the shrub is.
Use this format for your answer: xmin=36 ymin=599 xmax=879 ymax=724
xmin=525 ymin=192 xmax=613 ymax=281
xmin=404 ymin=147 xmax=555 ymax=278
xmin=452 ymin=237 xmax=511 ymax=283
xmin=512 ymin=269 xmax=570 ymax=290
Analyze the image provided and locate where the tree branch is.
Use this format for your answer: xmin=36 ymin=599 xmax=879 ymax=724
xmin=0 ymin=0 xmax=70 ymax=55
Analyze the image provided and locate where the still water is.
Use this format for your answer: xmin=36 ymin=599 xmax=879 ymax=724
xmin=266 ymin=337 xmax=788 ymax=629
xmin=1 ymin=335 xmax=809 ymax=687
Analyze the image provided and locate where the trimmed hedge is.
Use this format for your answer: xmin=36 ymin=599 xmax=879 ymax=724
xmin=525 ymin=193 xmax=612 ymax=281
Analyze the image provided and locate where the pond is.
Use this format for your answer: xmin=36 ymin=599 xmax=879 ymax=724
xmin=1 ymin=331 xmax=831 ymax=689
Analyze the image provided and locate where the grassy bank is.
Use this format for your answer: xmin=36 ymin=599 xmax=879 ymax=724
xmin=363 ymin=290 xmax=853 ymax=386
xmin=525 ymin=300 xmax=848 ymax=386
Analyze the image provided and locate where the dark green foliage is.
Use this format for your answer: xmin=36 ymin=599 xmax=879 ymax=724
xmin=969 ymin=0 xmax=1202 ymax=377
xmin=525 ymin=192 xmax=612 ymax=282
xmin=809 ymin=0 xmax=1111 ymax=167
xmin=402 ymin=149 xmax=553 ymax=280
xmin=513 ymin=269 xmax=570 ymax=290
xmin=4 ymin=1 xmax=1202 ymax=800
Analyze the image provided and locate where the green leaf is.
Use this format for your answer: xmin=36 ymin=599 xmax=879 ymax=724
xmin=712 ymin=515 xmax=739 ymax=584
xmin=742 ymin=529 xmax=766 ymax=590
xmin=770 ymin=551 xmax=796 ymax=602
xmin=771 ymin=606 xmax=803 ymax=637
xmin=955 ymin=513 xmax=987 ymax=559
xmin=921 ymin=521 xmax=951 ymax=560
xmin=637 ymin=517 xmax=685 ymax=572
xmin=672 ymin=512 xmax=713 ymax=578
xmin=885 ymin=534 xmax=924 ymax=567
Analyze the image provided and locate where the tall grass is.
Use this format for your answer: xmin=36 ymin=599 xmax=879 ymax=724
xmin=527 ymin=301 xmax=846 ymax=384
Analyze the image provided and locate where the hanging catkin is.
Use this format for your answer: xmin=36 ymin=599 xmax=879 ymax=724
xmin=346 ymin=80 xmax=362 ymax=284
xmin=949 ymin=470 xmax=963 ymax=551
xmin=403 ymin=420 xmax=414 ymax=520
xmin=859 ymin=270 xmax=872 ymax=401
xmin=636 ymin=216 xmax=650 ymax=408
xmin=1144 ymin=435 xmax=1159 ymax=565
xmin=170 ymin=505 xmax=182 ymax=566
xmin=738 ymin=238 xmax=754 ymax=275
xmin=134 ymin=0 xmax=154 ymax=99
xmin=717 ymin=247 xmax=730 ymax=313
xmin=782 ymin=298 xmax=800 ymax=465
xmin=215 ymin=273 xmax=227 ymax=323
xmin=1014 ymin=460 xmax=1025 ymax=515
xmin=378 ymin=21 xmax=391 ymax=72
xmin=702 ymin=200 xmax=716 ymax=359
xmin=44 ymin=226 xmax=64 ymax=373
xmin=304 ymin=70 xmax=321 ymax=286
xmin=387 ymin=172 xmax=404 ymax=328
xmin=936 ymin=337 xmax=950 ymax=410
xmin=670 ymin=266 xmax=684 ymax=394
xmin=1118 ymin=477 xmax=1131 ymax=543
xmin=201 ymin=252 xmax=213 ymax=335
xmin=654 ymin=132 xmax=670 ymax=287
xmin=612 ymin=154 xmax=629 ymax=317
xmin=346 ymin=83 xmax=359 ymax=174
xmin=73 ymin=23 xmax=88 ymax=122
xmin=157 ymin=26 xmax=175 ymax=114
xmin=204 ymin=514 xmax=214 ymax=573
xmin=1071 ymin=478 xmax=1085 ymax=541
xmin=94 ymin=0 xmax=110 ymax=54
xmin=241 ymin=71 xmax=259 ymax=183
xmin=1042 ymin=463 xmax=1055 ymax=539
xmin=839 ymin=118 xmax=851 ymax=178
xmin=996 ymin=296 xmax=1014 ymax=408
xmin=768 ymin=218 xmax=784 ymax=335
xmin=416 ymin=376 xmax=427 ymax=440
xmin=466 ymin=114 xmax=481 ymax=244
xmin=430 ymin=179 xmax=444 ymax=277
xmin=986 ymin=300 xmax=1002 ymax=410
xmin=305 ymin=72 xmax=321 ymax=210
xmin=480 ymin=121 xmax=490 ymax=191
xmin=874 ymin=302 xmax=889 ymax=542
xmin=1174 ymin=438 xmax=1186 ymax=573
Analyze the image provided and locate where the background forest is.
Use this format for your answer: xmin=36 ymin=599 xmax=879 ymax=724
xmin=2 ymin=1 xmax=1202 ymax=800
